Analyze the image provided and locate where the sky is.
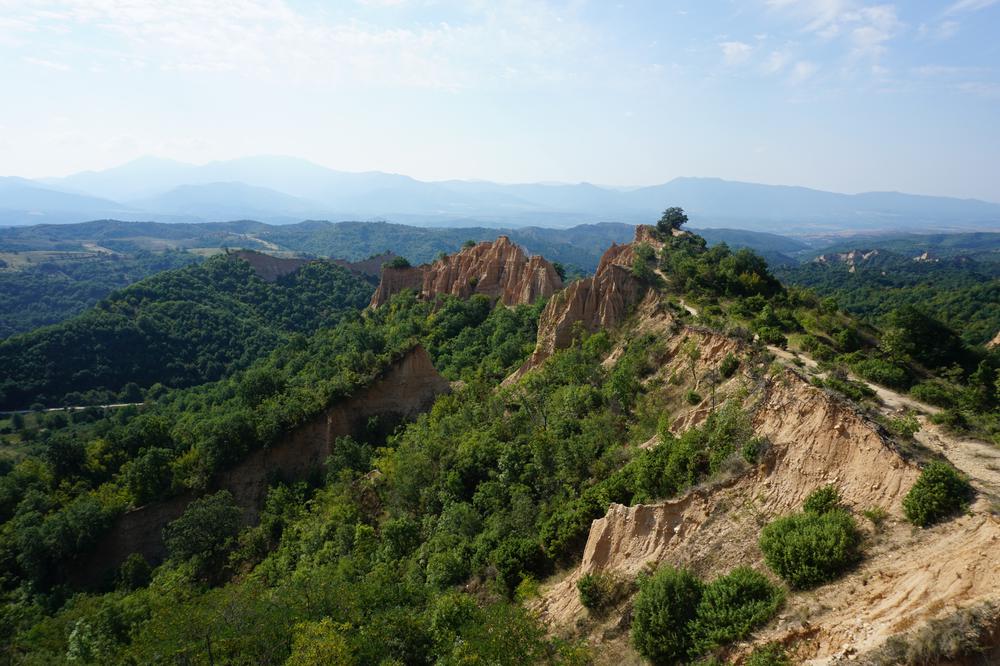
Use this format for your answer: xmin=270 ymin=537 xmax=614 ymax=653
xmin=1 ymin=0 xmax=999 ymax=201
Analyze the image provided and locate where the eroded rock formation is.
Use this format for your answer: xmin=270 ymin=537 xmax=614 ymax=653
xmin=512 ymin=225 xmax=662 ymax=377
xmin=74 ymin=345 xmax=449 ymax=586
xmin=368 ymin=237 xmax=562 ymax=308
xmin=231 ymin=249 xmax=312 ymax=281
xmin=533 ymin=321 xmax=1000 ymax=662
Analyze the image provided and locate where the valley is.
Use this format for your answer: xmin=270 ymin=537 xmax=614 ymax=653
xmin=1 ymin=216 xmax=997 ymax=664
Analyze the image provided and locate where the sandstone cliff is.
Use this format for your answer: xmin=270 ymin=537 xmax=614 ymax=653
xmin=232 ymin=249 xmax=312 ymax=281
xmin=532 ymin=316 xmax=1000 ymax=663
xmin=368 ymin=237 xmax=562 ymax=308
xmin=511 ymin=225 xmax=662 ymax=378
xmin=74 ymin=345 xmax=449 ymax=586
xmin=233 ymin=249 xmax=393 ymax=281
xmin=988 ymin=330 xmax=1000 ymax=349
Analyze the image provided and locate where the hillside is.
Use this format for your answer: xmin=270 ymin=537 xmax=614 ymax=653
xmin=0 ymin=252 xmax=374 ymax=409
xmin=0 ymin=250 xmax=201 ymax=338
xmin=776 ymin=247 xmax=1000 ymax=346
xmin=1 ymin=222 xmax=998 ymax=665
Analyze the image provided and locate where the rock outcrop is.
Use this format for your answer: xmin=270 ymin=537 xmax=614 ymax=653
xmin=233 ymin=249 xmax=396 ymax=282
xmin=513 ymin=225 xmax=661 ymax=376
xmin=232 ymin=249 xmax=312 ymax=281
xmin=74 ymin=346 xmax=449 ymax=586
xmin=534 ymin=341 xmax=1000 ymax=662
xmin=331 ymin=252 xmax=399 ymax=278
xmin=368 ymin=237 xmax=562 ymax=308
xmin=988 ymin=330 xmax=1000 ymax=349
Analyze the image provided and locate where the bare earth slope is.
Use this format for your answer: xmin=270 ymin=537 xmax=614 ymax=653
xmin=527 ymin=290 xmax=1000 ymax=665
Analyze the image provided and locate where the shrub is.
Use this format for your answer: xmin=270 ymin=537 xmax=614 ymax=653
xmin=863 ymin=506 xmax=888 ymax=528
xmin=759 ymin=509 xmax=861 ymax=589
xmin=741 ymin=436 xmax=768 ymax=463
xmin=803 ymin=485 xmax=841 ymax=515
xmin=719 ymin=353 xmax=740 ymax=379
xmin=755 ymin=327 xmax=787 ymax=348
xmin=632 ymin=566 xmax=703 ymax=665
xmin=577 ymin=571 xmax=630 ymax=613
xmin=685 ymin=389 xmax=703 ymax=405
xmin=902 ymin=461 xmax=974 ymax=527
xmin=851 ymin=358 xmax=910 ymax=389
xmin=746 ymin=642 xmax=792 ymax=666
xmin=688 ymin=567 xmax=784 ymax=656
xmin=386 ymin=256 xmax=411 ymax=269
xmin=117 ymin=553 xmax=152 ymax=590
xmin=885 ymin=414 xmax=920 ymax=439
xmin=909 ymin=380 xmax=960 ymax=409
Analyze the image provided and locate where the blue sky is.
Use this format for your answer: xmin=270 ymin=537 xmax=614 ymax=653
xmin=1 ymin=0 xmax=999 ymax=201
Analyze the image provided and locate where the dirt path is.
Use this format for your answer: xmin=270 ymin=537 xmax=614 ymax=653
xmin=766 ymin=344 xmax=1000 ymax=498
xmin=673 ymin=295 xmax=999 ymax=497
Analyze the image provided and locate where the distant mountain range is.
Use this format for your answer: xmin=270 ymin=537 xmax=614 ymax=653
xmin=0 ymin=155 xmax=997 ymax=233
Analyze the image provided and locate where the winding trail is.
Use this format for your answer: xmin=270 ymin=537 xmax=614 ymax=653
xmin=682 ymin=296 xmax=1000 ymax=497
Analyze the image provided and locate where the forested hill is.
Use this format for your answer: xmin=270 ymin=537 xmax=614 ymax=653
xmin=0 ymin=250 xmax=202 ymax=338
xmin=0 ymin=254 xmax=374 ymax=410
xmin=775 ymin=250 xmax=1000 ymax=347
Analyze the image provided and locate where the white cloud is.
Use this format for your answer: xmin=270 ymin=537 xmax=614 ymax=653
xmin=766 ymin=1 xmax=901 ymax=60
xmin=764 ymin=49 xmax=792 ymax=73
xmin=955 ymin=81 xmax=1000 ymax=97
xmin=945 ymin=0 xmax=1000 ymax=14
xmin=720 ymin=40 xmax=754 ymax=65
xmin=22 ymin=55 xmax=71 ymax=70
xmin=789 ymin=59 xmax=819 ymax=83
xmin=0 ymin=0 xmax=597 ymax=90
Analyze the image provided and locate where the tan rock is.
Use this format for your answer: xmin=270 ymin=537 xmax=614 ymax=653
xmin=368 ymin=236 xmax=562 ymax=308
xmin=509 ymin=225 xmax=661 ymax=379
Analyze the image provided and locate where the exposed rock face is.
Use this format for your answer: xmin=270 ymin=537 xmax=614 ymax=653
xmin=74 ymin=346 xmax=448 ymax=586
xmin=813 ymin=249 xmax=881 ymax=267
xmin=512 ymin=225 xmax=661 ymax=376
xmin=368 ymin=237 xmax=562 ymax=308
xmin=988 ymin=330 xmax=1000 ymax=349
xmin=231 ymin=249 xmax=312 ymax=281
xmin=331 ymin=252 xmax=398 ymax=278
xmin=534 ymin=341 xmax=1000 ymax=662
xmin=233 ymin=249 xmax=394 ymax=282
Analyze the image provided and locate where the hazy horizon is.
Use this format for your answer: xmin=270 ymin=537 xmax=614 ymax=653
xmin=2 ymin=1 xmax=999 ymax=202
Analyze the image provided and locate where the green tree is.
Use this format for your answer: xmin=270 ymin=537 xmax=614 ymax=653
xmin=163 ymin=490 xmax=242 ymax=573
xmin=631 ymin=566 xmax=703 ymax=665
xmin=657 ymin=207 xmax=689 ymax=234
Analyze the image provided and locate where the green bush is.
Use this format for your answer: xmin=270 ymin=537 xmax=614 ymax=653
xmin=755 ymin=326 xmax=787 ymax=348
xmin=577 ymin=571 xmax=629 ymax=613
xmin=745 ymin=642 xmax=792 ymax=666
xmin=759 ymin=509 xmax=861 ymax=589
xmin=851 ymin=358 xmax=911 ymax=389
xmin=117 ymin=553 xmax=152 ymax=591
xmin=803 ymin=485 xmax=841 ymax=515
xmin=909 ymin=380 xmax=960 ymax=409
xmin=719 ymin=353 xmax=740 ymax=379
xmin=902 ymin=461 xmax=974 ymax=527
xmin=685 ymin=389 xmax=703 ymax=405
xmin=631 ymin=566 xmax=703 ymax=665
xmin=688 ymin=567 xmax=784 ymax=655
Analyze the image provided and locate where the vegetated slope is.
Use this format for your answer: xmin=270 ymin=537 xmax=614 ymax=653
xmin=0 ymin=253 xmax=374 ymax=409
xmin=776 ymin=248 xmax=1000 ymax=346
xmin=0 ymin=250 xmax=202 ymax=338
xmin=2 ymin=220 xmax=998 ymax=664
